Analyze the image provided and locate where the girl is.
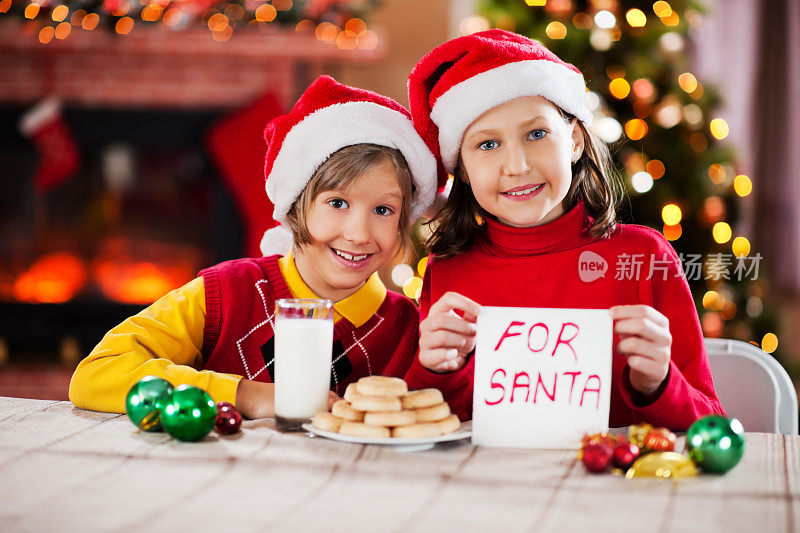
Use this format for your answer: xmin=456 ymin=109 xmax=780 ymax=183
xmin=403 ymin=30 xmax=724 ymax=430
xmin=69 ymin=76 xmax=437 ymax=419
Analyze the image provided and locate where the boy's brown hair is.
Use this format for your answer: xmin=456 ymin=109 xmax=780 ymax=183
xmin=285 ymin=143 xmax=414 ymax=254
xmin=426 ymin=110 xmax=623 ymax=258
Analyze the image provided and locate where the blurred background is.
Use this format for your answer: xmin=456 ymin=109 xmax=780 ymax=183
xmin=0 ymin=0 xmax=798 ymax=402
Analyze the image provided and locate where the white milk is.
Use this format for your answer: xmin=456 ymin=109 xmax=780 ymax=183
xmin=273 ymin=317 xmax=333 ymax=419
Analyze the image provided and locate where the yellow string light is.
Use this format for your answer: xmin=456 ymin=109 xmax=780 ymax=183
xmin=625 ymin=8 xmax=647 ymax=27
xmin=712 ymin=222 xmax=732 ymax=244
xmin=609 ymin=78 xmax=631 ymax=99
xmin=761 ymin=333 xmax=778 ymax=353
xmin=710 ymin=118 xmax=729 ymax=140
xmin=733 ymin=174 xmax=752 ymax=196
xmin=624 ymin=119 xmax=648 ymax=140
xmin=732 ymin=237 xmax=750 ymax=258
xmin=661 ymin=203 xmax=682 ymax=225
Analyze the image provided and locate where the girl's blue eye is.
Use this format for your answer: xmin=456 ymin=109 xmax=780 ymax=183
xmin=527 ymin=129 xmax=548 ymax=141
xmin=328 ymin=198 xmax=348 ymax=209
xmin=374 ymin=205 xmax=395 ymax=216
xmin=478 ymin=140 xmax=499 ymax=151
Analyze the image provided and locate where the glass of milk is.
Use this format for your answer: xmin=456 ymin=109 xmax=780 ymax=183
xmin=274 ymin=298 xmax=334 ymax=431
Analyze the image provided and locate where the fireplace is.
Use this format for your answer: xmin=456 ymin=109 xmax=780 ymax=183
xmin=0 ymin=21 xmax=385 ymax=362
xmin=0 ymin=106 xmax=243 ymax=358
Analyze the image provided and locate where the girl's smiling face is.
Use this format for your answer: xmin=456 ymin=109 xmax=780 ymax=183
xmin=293 ymin=158 xmax=403 ymax=302
xmin=459 ymin=95 xmax=584 ymax=228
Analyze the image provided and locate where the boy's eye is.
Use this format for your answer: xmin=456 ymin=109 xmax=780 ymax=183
xmin=328 ymin=198 xmax=348 ymax=209
xmin=477 ymin=140 xmax=500 ymax=151
xmin=527 ymin=129 xmax=548 ymax=141
xmin=373 ymin=205 xmax=395 ymax=216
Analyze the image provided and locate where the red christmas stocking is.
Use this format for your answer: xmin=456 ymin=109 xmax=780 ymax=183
xmin=19 ymin=98 xmax=81 ymax=193
xmin=206 ymin=93 xmax=283 ymax=258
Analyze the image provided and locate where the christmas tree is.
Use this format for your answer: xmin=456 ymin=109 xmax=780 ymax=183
xmin=394 ymin=0 xmax=783 ymax=368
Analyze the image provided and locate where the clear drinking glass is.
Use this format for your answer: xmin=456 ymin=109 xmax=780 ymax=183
xmin=274 ymin=298 xmax=334 ymax=431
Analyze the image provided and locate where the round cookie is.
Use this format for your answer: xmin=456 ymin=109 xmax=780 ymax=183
xmin=413 ymin=402 xmax=451 ymax=423
xmin=437 ymin=414 xmax=460 ymax=435
xmin=393 ymin=422 xmax=441 ymax=439
xmin=364 ymin=410 xmax=416 ymax=428
xmin=312 ymin=412 xmax=343 ymax=433
xmin=356 ymin=376 xmax=408 ymax=398
xmin=343 ymin=383 xmax=358 ymax=402
xmin=349 ymin=393 xmax=402 ymax=413
xmin=402 ymin=388 xmax=444 ymax=409
xmin=339 ymin=421 xmax=391 ymax=439
xmin=331 ymin=400 xmax=364 ymax=421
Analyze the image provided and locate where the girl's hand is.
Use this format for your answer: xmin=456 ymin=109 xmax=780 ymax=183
xmin=419 ymin=292 xmax=481 ymax=373
xmin=610 ymin=305 xmax=672 ymax=399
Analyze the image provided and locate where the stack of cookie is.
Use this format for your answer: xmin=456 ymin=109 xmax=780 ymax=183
xmin=312 ymin=376 xmax=460 ymax=439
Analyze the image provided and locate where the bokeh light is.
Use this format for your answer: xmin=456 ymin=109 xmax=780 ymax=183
xmin=661 ymin=203 xmax=682 ymax=226
xmin=761 ymin=333 xmax=778 ymax=354
xmin=255 ymin=4 xmax=276 ymax=22
xmin=734 ymin=174 xmax=752 ymax=196
xmin=624 ymin=118 xmax=648 ymax=140
xmin=678 ymin=72 xmax=698 ymax=93
xmin=732 ymin=237 xmax=751 ymax=258
xmin=545 ymin=21 xmax=567 ymax=39
xmin=713 ymin=222 xmax=732 ymax=244
xmin=625 ymin=8 xmax=647 ymax=27
xmin=646 ymin=159 xmax=665 ymax=179
xmin=631 ymin=171 xmax=654 ymax=193
xmin=710 ymin=118 xmax=729 ymax=140
xmin=609 ymin=78 xmax=630 ymax=99
xmin=663 ymin=224 xmax=681 ymax=241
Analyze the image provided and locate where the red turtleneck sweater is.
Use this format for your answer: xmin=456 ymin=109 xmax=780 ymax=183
xmin=404 ymin=202 xmax=725 ymax=430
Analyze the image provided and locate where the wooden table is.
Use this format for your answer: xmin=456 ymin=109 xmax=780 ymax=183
xmin=1 ymin=397 xmax=797 ymax=532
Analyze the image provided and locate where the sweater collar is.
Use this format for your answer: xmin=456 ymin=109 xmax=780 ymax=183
xmin=278 ymin=252 xmax=386 ymax=328
xmin=481 ymin=201 xmax=596 ymax=256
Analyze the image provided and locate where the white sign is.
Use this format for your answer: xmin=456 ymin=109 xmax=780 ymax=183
xmin=472 ymin=307 xmax=613 ymax=449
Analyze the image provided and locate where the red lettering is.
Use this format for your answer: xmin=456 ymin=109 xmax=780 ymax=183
xmin=533 ymin=372 xmax=557 ymax=403
xmin=526 ymin=323 xmax=549 ymax=353
xmin=580 ymin=374 xmax=602 ymax=409
xmin=563 ymin=371 xmax=582 ymax=403
xmin=485 ymin=368 xmax=506 ymax=405
xmin=495 ymin=321 xmax=525 ymax=351
xmin=551 ymin=322 xmax=580 ymax=362
xmin=510 ymin=372 xmax=531 ymax=402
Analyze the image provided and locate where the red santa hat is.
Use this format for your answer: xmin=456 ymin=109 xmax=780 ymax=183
xmin=260 ymin=75 xmax=437 ymax=256
xmin=408 ymin=29 xmax=592 ymax=184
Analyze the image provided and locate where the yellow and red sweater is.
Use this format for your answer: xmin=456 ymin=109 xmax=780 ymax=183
xmin=70 ymin=254 xmax=419 ymax=413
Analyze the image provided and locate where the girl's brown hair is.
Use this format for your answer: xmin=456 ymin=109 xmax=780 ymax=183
xmin=285 ymin=143 xmax=414 ymax=254
xmin=426 ymin=109 xmax=623 ymax=258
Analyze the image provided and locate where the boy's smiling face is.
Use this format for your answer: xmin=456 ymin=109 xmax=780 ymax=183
xmin=293 ymin=158 xmax=402 ymax=302
xmin=459 ymin=95 xmax=584 ymax=228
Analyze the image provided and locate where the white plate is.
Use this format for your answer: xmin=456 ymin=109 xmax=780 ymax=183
xmin=302 ymin=421 xmax=472 ymax=452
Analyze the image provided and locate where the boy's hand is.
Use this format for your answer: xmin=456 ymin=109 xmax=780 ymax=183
xmin=610 ymin=305 xmax=672 ymax=400
xmin=235 ymin=379 xmax=275 ymax=419
xmin=235 ymin=379 xmax=341 ymax=419
xmin=419 ymin=292 xmax=481 ymax=373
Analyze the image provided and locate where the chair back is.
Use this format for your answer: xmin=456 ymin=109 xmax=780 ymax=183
xmin=704 ymin=338 xmax=798 ymax=434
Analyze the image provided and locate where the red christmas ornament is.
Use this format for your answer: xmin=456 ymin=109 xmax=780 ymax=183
xmin=644 ymin=428 xmax=676 ymax=452
xmin=215 ymin=402 xmax=242 ymax=435
xmin=612 ymin=441 xmax=641 ymax=469
xmin=581 ymin=443 xmax=613 ymax=473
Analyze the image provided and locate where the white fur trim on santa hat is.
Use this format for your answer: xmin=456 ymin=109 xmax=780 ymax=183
xmin=260 ymin=225 xmax=295 ymax=257
xmin=267 ymin=101 xmax=437 ymax=225
xmin=430 ymin=60 xmax=592 ymax=173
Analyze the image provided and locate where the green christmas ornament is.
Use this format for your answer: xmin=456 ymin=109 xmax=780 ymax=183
xmin=125 ymin=376 xmax=174 ymax=432
xmin=159 ymin=385 xmax=217 ymax=442
xmin=687 ymin=415 xmax=746 ymax=474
